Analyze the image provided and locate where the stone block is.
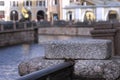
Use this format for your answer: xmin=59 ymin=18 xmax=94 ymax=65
xmin=74 ymin=60 xmax=120 ymax=80
xmin=38 ymin=27 xmax=76 ymax=35
xmin=77 ymin=28 xmax=93 ymax=36
xmin=43 ymin=38 xmax=112 ymax=60
xmin=18 ymin=57 xmax=64 ymax=76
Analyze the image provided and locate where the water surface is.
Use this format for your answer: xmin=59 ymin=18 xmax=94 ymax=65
xmin=0 ymin=44 xmax=44 ymax=80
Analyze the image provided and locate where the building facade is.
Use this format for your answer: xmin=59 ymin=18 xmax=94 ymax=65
xmin=0 ymin=0 xmax=120 ymax=22
xmin=62 ymin=0 xmax=120 ymax=22
xmin=0 ymin=0 xmax=61 ymax=21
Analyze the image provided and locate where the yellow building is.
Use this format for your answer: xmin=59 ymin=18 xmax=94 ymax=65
xmin=0 ymin=0 xmax=77 ymax=21
xmin=10 ymin=0 xmax=47 ymax=21
xmin=0 ymin=0 xmax=64 ymax=21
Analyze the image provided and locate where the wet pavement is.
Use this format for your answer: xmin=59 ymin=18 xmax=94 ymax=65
xmin=0 ymin=44 xmax=44 ymax=80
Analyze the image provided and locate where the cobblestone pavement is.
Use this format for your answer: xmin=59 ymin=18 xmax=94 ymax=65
xmin=0 ymin=44 xmax=44 ymax=80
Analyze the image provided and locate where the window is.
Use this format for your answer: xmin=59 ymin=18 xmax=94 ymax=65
xmin=54 ymin=0 xmax=58 ymax=5
xmin=70 ymin=0 xmax=73 ymax=3
xmin=10 ymin=1 xmax=12 ymax=6
xmin=39 ymin=1 xmax=42 ymax=6
xmin=30 ymin=1 xmax=32 ymax=6
xmin=53 ymin=0 xmax=58 ymax=5
xmin=11 ymin=1 xmax=19 ymax=7
xmin=23 ymin=1 xmax=32 ymax=6
xmin=23 ymin=1 xmax=25 ymax=6
xmin=26 ymin=1 xmax=29 ymax=6
xmin=17 ymin=1 xmax=18 ymax=6
xmin=43 ymin=1 xmax=45 ymax=6
xmin=0 ymin=1 xmax=4 ymax=6
xmin=13 ymin=1 xmax=15 ymax=6
xmin=0 ymin=11 xmax=4 ymax=18
xmin=36 ymin=1 xmax=38 ymax=6
xmin=36 ymin=0 xmax=46 ymax=7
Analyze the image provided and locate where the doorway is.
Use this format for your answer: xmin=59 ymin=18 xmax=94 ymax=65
xmin=10 ymin=10 xmax=18 ymax=21
xmin=37 ymin=10 xmax=44 ymax=21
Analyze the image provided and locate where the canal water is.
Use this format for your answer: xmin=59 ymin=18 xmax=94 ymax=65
xmin=0 ymin=44 xmax=44 ymax=80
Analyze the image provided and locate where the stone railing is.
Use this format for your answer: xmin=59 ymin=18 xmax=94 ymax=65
xmin=90 ymin=22 xmax=120 ymax=56
xmin=18 ymin=38 xmax=120 ymax=80
xmin=0 ymin=21 xmax=36 ymax=32
xmin=1 ymin=21 xmax=120 ymax=56
xmin=0 ymin=21 xmax=93 ymax=32
xmin=0 ymin=21 xmax=38 ymax=47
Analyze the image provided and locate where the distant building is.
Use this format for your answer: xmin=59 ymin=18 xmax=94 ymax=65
xmin=4 ymin=0 xmax=49 ymax=21
xmin=0 ymin=0 xmax=120 ymax=22
xmin=62 ymin=0 xmax=120 ymax=22
xmin=0 ymin=0 xmax=61 ymax=21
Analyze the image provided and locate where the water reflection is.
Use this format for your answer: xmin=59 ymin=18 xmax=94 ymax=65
xmin=22 ymin=44 xmax=30 ymax=60
xmin=0 ymin=44 xmax=44 ymax=80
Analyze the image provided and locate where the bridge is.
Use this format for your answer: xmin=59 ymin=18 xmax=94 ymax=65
xmin=0 ymin=21 xmax=120 ymax=55
xmin=0 ymin=21 xmax=120 ymax=80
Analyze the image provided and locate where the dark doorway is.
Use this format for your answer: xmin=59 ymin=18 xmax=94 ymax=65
xmin=68 ymin=11 xmax=72 ymax=21
xmin=10 ymin=10 xmax=18 ymax=21
xmin=108 ymin=11 xmax=117 ymax=21
xmin=69 ymin=13 xmax=72 ymax=21
xmin=37 ymin=10 xmax=44 ymax=21
xmin=53 ymin=13 xmax=58 ymax=20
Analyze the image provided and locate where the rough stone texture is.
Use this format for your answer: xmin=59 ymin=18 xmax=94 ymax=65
xmin=74 ymin=60 xmax=120 ymax=80
xmin=18 ymin=57 xmax=64 ymax=76
xmin=38 ymin=27 xmax=93 ymax=43
xmin=0 ymin=30 xmax=35 ymax=47
xmin=114 ymin=27 xmax=120 ymax=56
xmin=38 ymin=27 xmax=76 ymax=35
xmin=112 ymin=56 xmax=120 ymax=67
xmin=43 ymin=38 xmax=112 ymax=60
xmin=77 ymin=28 xmax=93 ymax=36
xmin=38 ymin=27 xmax=93 ymax=36
xmin=38 ymin=35 xmax=74 ymax=43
